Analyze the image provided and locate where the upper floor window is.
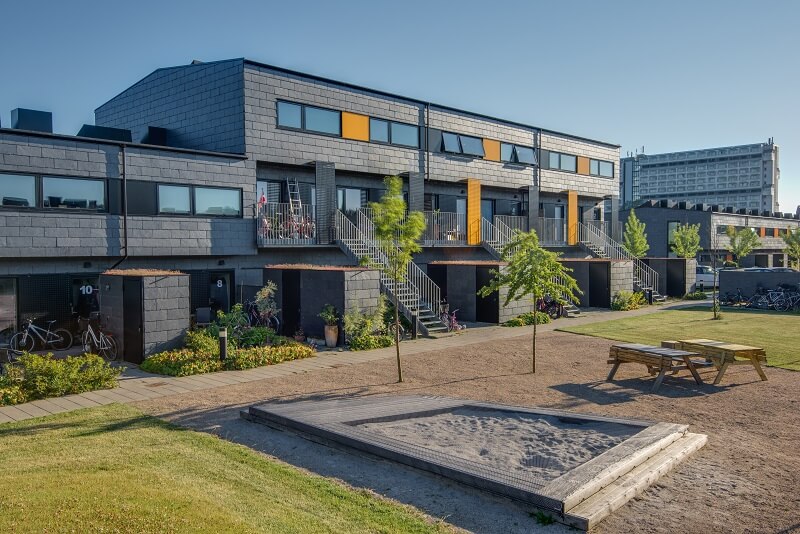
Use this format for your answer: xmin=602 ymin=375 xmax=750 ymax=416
xmin=304 ymin=105 xmax=340 ymax=135
xmin=277 ymin=101 xmax=302 ymax=129
xmin=390 ymin=122 xmax=419 ymax=148
xmin=442 ymin=132 xmax=461 ymax=153
xmin=369 ymin=118 xmax=389 ymax=143
xmin=0 ymin=173 xmax=35 ymax=208
xmin=500 ymin=143 xmax=514 ymax=162
xmin=589 ymin=159 xmax=614 ymax=178
xmin=158 ymin=184 xmax=191 ymax=215
xmin=194 ymin=187 xmax=241 ymax=217
xmin=549 ymin=152 xmax=576 ymax=172
xmin=43 ymin=176 xmax=105 ymax=211
xmin=441 ymin=132 xmax=484 ymax=157
xmin=500 ymin=143 xmax=537 ymax=165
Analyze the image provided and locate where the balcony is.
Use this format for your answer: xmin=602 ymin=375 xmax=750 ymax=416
xmin=423 ymin=211 xmax=467 ymax=245
xmin=257 ymin=203 xmax=316 ymax=246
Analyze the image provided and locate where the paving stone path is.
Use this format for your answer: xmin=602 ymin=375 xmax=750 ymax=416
xmin=0 ymin=302 xmax=702 ymax=424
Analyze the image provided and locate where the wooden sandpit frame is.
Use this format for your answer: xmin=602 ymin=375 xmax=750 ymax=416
xmin=242 ymin=395 xmax=706 ymax=530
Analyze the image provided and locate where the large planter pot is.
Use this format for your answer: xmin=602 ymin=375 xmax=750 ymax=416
xmin=324 ymin=325 xmax=338 ymax=348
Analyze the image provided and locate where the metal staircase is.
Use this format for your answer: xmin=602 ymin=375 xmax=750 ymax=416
xmin=480 ymin=217 xmax=582 ymax=316
xmin=334 ymin=210 xmax=447 ymax=335
xmin=578 ymin=222 xmax=666 ymax=302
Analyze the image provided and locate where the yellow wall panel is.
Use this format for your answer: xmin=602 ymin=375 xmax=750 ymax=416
xmin=774 ymin=228 xmax=779 ymax=238
xmin=577 ymin=156 xmax=590 ymax=175
xmin=760 ymin=227 xmax=766 ymax=238
xmin=483 ymin=139 xmax=500 ymax=162
xmin=341 ymin=112 xmax=370 ymax=141
xmin=567 ymin=190 xmax=579 ymax=245
xmin=467 ymin=178 xmax=482 ymax=245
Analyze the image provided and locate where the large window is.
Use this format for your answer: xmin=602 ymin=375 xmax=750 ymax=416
xmin=549 ymin=152 xmax=577 ymax=173
xmin=442 ymin=132 xmax=461 ymax=153
xmin=277 ymin=101 xmax=302 ymax=129
xmin=502 ymin=144 xmax=536 ymax=165
xmin=337 ymin=187 xmax=366 ymax=212
xmin=194 ymin=187 xmax=241 ymax=216
xmin=369 ymin=118 xmax=389 ymax=143
xmin=0 ymin=173 xmax=36 ymax=207
xmin=158 ymin=184 xmax=191 ymax=214
xmin=43 ymin=176 xmax=105 ymax=211
xmin=590 ymin=158 xmax=614 ymax=178
xmin=500 ymin=143 xmax=514 ymax=162
xmin=459 ymin=135 xmax=485 ymax=157
xmin=390 ymin=122 xmax=419 ymax=148
xmin=304 ymin=105 xmax=340 ymax=135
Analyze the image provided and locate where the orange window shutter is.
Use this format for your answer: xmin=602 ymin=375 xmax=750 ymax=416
xmin=483 ymin=139 xmax=500 ymax=162
xmin=341 ymin=112 xmax=369 ymax=141
xmin=577 ymin=156 xmax=590 ymax=175
xmin=567 ymin=190 xmax=579 ymax=245
xmin=467 ymin=179 xmax=481 ymax=245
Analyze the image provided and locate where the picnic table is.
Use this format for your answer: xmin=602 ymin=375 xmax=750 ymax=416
xmin=607 ymin=343 xmax=709 ymax=392
xmin=675 ymin=339 xmax=768 ymax=385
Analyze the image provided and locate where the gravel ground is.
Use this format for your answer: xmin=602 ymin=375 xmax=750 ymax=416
xmin=135 ymin=330 xmax=800 ymax=534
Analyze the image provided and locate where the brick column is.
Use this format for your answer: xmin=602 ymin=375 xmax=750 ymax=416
xmin=408 ymin=171 xmax=424 ymax=212
xmin=315 ymin=161 xmax=336 ymax=244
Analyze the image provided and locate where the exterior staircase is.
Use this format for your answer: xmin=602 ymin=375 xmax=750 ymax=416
xmin=334 ymin=210 xmax=447 ymax=335
xmin=480 ymin=217 xmax=582 ymax=317
xmin=578 ymin=222 xmax=666 ymax=302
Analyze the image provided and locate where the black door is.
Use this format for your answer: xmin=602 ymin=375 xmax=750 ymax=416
xmin=123 ymin=277 xmax=144 ymax=364
xmin=282 ymin=270 xmax=301 ymax=337
xmin=476 ymin=267 xmax=499 ymax=323
xmin=208 ymin=271 xmax=233 ymax=316
xmin=666 ymin=260 xmax=685 ymax=297
xmin=427 ymin=265 xmax=447 ymax=301
xmin=588 ymin=262 xmax=610 ymax=308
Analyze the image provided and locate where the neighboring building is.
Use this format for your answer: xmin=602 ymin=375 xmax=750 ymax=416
xmin=620 ymin=200 xmax=800 ymax=267
xmin=0 ymin=58 xmax=622 ymax=343
xmin=620 ymin=140 xmax=780 ymax=212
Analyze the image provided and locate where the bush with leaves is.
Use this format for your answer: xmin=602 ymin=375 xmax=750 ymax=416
xmin=222 ymin=343 xmax=315 ymax=370
xmin=343 ymin=297 xmax=394 ymax=351
xmin=622 ymin=209 xmax=650 ymax=258
xmin=683 ymin=290 xmax=708 ymax=300
xmin=503 ymin=311 xmax=551 ymax=327
xmin=611 ymin=290 xmax=646 ymax=311
xmin=0 ymin=353 xmax=121 ymax=406
xmin=237 ymin=326 xmax=277 ymax=348
xmin=254 ymin=281 xmax=280 ymax=321
xmin=671 ymin=223 xmax=702 ymax=258
xmin=140 ymin=349 xmax=220 ymax=376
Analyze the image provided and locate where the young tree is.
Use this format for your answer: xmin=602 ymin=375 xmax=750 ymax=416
xmin=370 ymin=176 xmax=425 ymax=383
xmin=782 ymin=228 xmax=800 ymax=269
xmin=477 ymin=230 xmax=580 ymax=373
xmin=725 ymin=226 xmax=760 ymax=267
xmin=671 ymin=223 xmax=703 ymax=258
xmin=622 ymin=209 xmax=650 ymax=258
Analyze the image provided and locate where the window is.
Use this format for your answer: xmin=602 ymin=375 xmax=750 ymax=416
xmin=0 ymin=173 xmax=36 ymax=207
xmin=549 ymin=152 xmax=560 ymax=169
xmin=194 ymin=187 xmax=241 ymax=216
xmin=337 ymin=187 xmax=366 ymax=212
xmin=515 ymin=146 xmax=536 ymax=165
xmin=158 ymin=185 xmax=191 ymax=214
xmin=459 ymin=135 xmax=485 ymax=157
xmin=304 ymin=106 xmax=340 ymax=135
xmin=500 ymin=143 xmax=514 ymax=162
xmin=370 ymin=118 xmax=389 ymax=143
xmin=442 ymin=132 xmax=461 ymax=153
xmin=456 ymin=198 xmax=467 ymax=215
xmin=390 ymin=122 xmax=419 ymax=148
xmin=590 ymin=160 xmax=599 ymax=176
xmin=599 ymin=161 xmax=613 ymax=177
xmin=277 ymin=101 xmax=302 ymax=129
xmin=43 ymin=176 xmax=105 ymax=211
xmin=560 ymin=154 xmax=577 ymax=172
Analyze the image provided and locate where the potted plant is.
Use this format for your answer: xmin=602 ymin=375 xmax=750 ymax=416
xmin=319 ymin=304 xmax=340 ymax=348
xmin=293 ymin=327 xmax=305 ymax=342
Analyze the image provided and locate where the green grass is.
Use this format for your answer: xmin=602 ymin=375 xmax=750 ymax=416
xmin=558 ymin=307 xmax=800 ymax=371
xmin=0 ymin=404 xmax=452 ymax=533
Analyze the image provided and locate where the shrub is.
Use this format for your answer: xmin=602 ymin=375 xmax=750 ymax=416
xmin=237 ymin=326 xmax=276 ymax=348
xmin=224 ymin=343 xmax=315 ymax=370
xmin=0 ymin=353 xmax=121 ymax=406
xmin=185 ymin=329 xmax=220 ymax=356
xmin=611 ymin=290 xmax=646 ymax=311
xmin=349 ymin=334 xmax=393 ymax=351
xmin=140 ymin=349 xmax=221 ymax=377
xmin=503 ymin=311 xmax=551 ymax=327
xmin=683 ymin=290 xmax=708 ymax=300
xmin=344 ymin=298 xmax=388 ymax=340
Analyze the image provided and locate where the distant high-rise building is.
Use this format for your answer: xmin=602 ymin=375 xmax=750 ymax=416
xmin=620 ymin=140 xmax=779 ymax=212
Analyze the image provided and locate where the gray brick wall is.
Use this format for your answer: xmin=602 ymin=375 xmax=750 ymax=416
xmin=315 ymin=161 xmax=336 ymax=243
xmin=95 ymin=59 xmax=246 ymax=154
xmin=142 ymin=274 xmax=190 ymax=355
xmin=343 ymin=270 xmax=381 ymax=315
xmin=610 ymin=260 xmax=635 ymax=296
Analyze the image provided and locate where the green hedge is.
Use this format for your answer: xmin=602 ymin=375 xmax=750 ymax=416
xmin=349 ymin=334 xmax=393 ymax=351
xmin=0 ymin=353 xmax=121 ymax=407
xmin=683 ymin=290 xmax=708 ymax=300
xmin=503 ymin=311 xmax=551 ymax=327
xmin=611 ymin=290 xmax=646 ymax=311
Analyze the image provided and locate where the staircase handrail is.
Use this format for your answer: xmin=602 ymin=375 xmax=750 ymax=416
xmin=579 ymin=222 xmax=660 ymax=293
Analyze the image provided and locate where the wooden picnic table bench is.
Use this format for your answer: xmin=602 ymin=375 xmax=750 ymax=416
xmin=607 ymin=343 xmax=710 ymax=392
xmin=674 ymin=339 xmax=768 ymax=385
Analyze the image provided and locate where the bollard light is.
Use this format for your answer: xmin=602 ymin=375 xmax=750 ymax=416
xmin=219 ymin=328 xmax=228 ymax=361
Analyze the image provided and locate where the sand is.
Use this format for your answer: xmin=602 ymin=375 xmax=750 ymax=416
xmin=357 ymin=407 xmax=637 ymax=482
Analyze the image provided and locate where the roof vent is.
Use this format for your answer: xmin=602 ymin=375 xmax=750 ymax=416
xmin=191 ymin=59 xmax=204 ymax=65
xmin=694 ymin=203 xmax=707 ymax=211
xmin=77 ymin=124 xmax=132 ymax=142
xmin=142 ymin=126 xmax=168 ymax=146
xmin=710 ymin=204 xmax=720 ymax=212
xmin=11 ymin=108 xmax=52 ymax=133
xmin=724 ymin=207 xmax=735 ymax=213
xmin=736 ymin=208 xmax=747 ymax=215
xmin=761 ymin=210 xmax=772 ymax=217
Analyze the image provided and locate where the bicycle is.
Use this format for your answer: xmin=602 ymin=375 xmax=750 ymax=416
xmin=79 ymin=314 xmax=118 ymax=361
xmin=244 ymin=299 xmax=281 ymax=332
xmin=537 ymin=295 xmax=564 ymax=320
xmin=10 ymin=317 xmax=73 ymax=355
xmin=440 ymin=306 xmax=466 ymax=332
xmin=722 ymin=288 xmax=746 ymax=306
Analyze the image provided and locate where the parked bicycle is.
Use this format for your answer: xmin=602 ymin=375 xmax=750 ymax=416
xmin=79 ymin=313 xmax=118 ymax=361
xmin=537 ymin=295 xmax=564 ymax=320
xmin=721 ymin=288 xmax=746 ymax=306
xmin=244 ymin=299 xmax=281 ymax=332
xmin=9 ymin=317 xmax=73 ymax=355
xmin=439 ymin=304 xmax=466 ymax=332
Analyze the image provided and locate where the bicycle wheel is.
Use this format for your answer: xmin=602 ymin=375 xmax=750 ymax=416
xmin=50 ymin=328 xmax=73 ymax=351
xmin=268 ymin=315 xmax=281 ymax=334
xmin=99 ymin=335 xmax=118 ymax=361
xmin=546 ymin=305 xmax=561 ymax=320
xmin=10 ymin=332 xmax=35 ymax=353
xmin=82 ymin=330 xmax=94 ymax=353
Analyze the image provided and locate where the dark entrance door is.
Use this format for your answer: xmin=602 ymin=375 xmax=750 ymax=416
xmin=666 ymin=260 xmax=685 ymax=297
xmin=208 ymin=271 xmax=232 ymax=317
xmin=282 ymin=270 xmax=301 ymax=337
xmin=476 ymin=266 xmax=499 ymax=323
xmin=588 ymin=262 xmax=610 ymax=308
xmin=123 ymin=277 xmax=144 ymax=364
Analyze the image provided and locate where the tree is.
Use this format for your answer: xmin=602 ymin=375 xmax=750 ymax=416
xmin=477 ymin=230 xmax=580 ymax=373
xmin=370 ymin=176 xmax=425 ymax=383
xmin=671 ymin=223 xmax=702 ymax=258
xmin=622 ymin=209 xmax=649 ymax=258
xmin=782 ymin=228 xmax=800 ymax=269
xmin=725 ymin=226 xmax=760 ymax=267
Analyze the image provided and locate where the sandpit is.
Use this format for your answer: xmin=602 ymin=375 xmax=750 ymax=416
xmin=357 ymin=407 xmax=636 ymax=482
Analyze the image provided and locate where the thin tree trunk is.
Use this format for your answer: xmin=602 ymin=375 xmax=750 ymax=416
xmin=532 ymin=310 xmax=537 ymax=374
xmin=394 ymin=265 xmax=403 ymax=383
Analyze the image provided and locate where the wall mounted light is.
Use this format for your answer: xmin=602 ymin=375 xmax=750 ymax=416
xmin=83 ymin=262 xmax=92 ymax=268
xmin=218 ymin=260 xmax=225 ymax=266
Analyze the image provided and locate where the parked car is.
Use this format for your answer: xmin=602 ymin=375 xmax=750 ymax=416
xmin=695 ymin=265 xmax=718 ymax=288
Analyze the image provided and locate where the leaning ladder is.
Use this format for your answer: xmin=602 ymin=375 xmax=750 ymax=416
xmin=286 ymin=177 xmax=302 ymax=224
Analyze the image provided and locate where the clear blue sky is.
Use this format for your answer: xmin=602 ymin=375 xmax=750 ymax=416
xmin=1 ymin=0 xmax=798 ymax=209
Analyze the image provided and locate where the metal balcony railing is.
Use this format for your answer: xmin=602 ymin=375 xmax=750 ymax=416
xmin=534 ymin=218 xmax=567 ymax=246
xmin=423 ymin=211 xmax=466 ymax=245
xmin=494 ymin=215 xmax=528 ymax=233
xmin=256 ymin=203 xmax=316 ymax=246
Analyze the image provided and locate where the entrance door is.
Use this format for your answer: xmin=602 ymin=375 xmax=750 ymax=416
xmin=71 ymin=276 xmax=100 ymax=320
xmin=588 ymin=262 xmax=610 ymax=308
xmin=481 ymin=199 xmax=494 ymax=222
xmin=554 ymin=205 xmax=566 ymax=243
xmin=123 ymin=277 xmax=144 ymax=364
xmin=282 ymin=270 xmax=301 ymax=337
xmin=209 ymin=272 xmax=232 ymax=316
xmin=476 ymin=267 xmax=499 ymax=323
xmin=0 ymin=278 xmax=16 ymax=345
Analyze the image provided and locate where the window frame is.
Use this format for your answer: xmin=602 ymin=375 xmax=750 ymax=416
xmin=157 ymin=184 xmax=192 ymax=215
xmin=275 ymin=100 xmax=342 ymax=137
xmin=41 ymin=175 xmax=108 ymax=212
xmin=458 ymin=134 xmax=485 ymax=157
xmin=302 ymin=104 xmax=341 ymax=137
xmin=192 ymin=185 xmax=242 ymax=218
xmin=441 ymin=132 xmax=462 ymax=154
xmin=389 ymin=121 xmax=419 ymax=148
xmin=369 ymin=118 xmax=390 ymax=144
xmin=514 ymin=145 xmax=536 ymax=165
xmin=0 ymin=172 xmax=37 ymax=209
xmin=276 ymin=101 xmax=303 ymax=130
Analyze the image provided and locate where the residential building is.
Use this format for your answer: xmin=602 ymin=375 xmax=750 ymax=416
xmin=620 ymin=200 xmax=799 ymax=267
xmin=620 ymin=140 xmax=780 ymax=212
xmin=0 ymin=58 xmax=623 ymax=346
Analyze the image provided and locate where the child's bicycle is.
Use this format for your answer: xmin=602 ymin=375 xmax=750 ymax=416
xmin=440 ymin=305 xmax=466 ymax=332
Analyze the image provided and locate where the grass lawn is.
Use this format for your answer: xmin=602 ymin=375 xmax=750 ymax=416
xmin=0 ymin=404 xmax=451 ymax=534
xmin=558 ymin=307 xmax=800 ymax=371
